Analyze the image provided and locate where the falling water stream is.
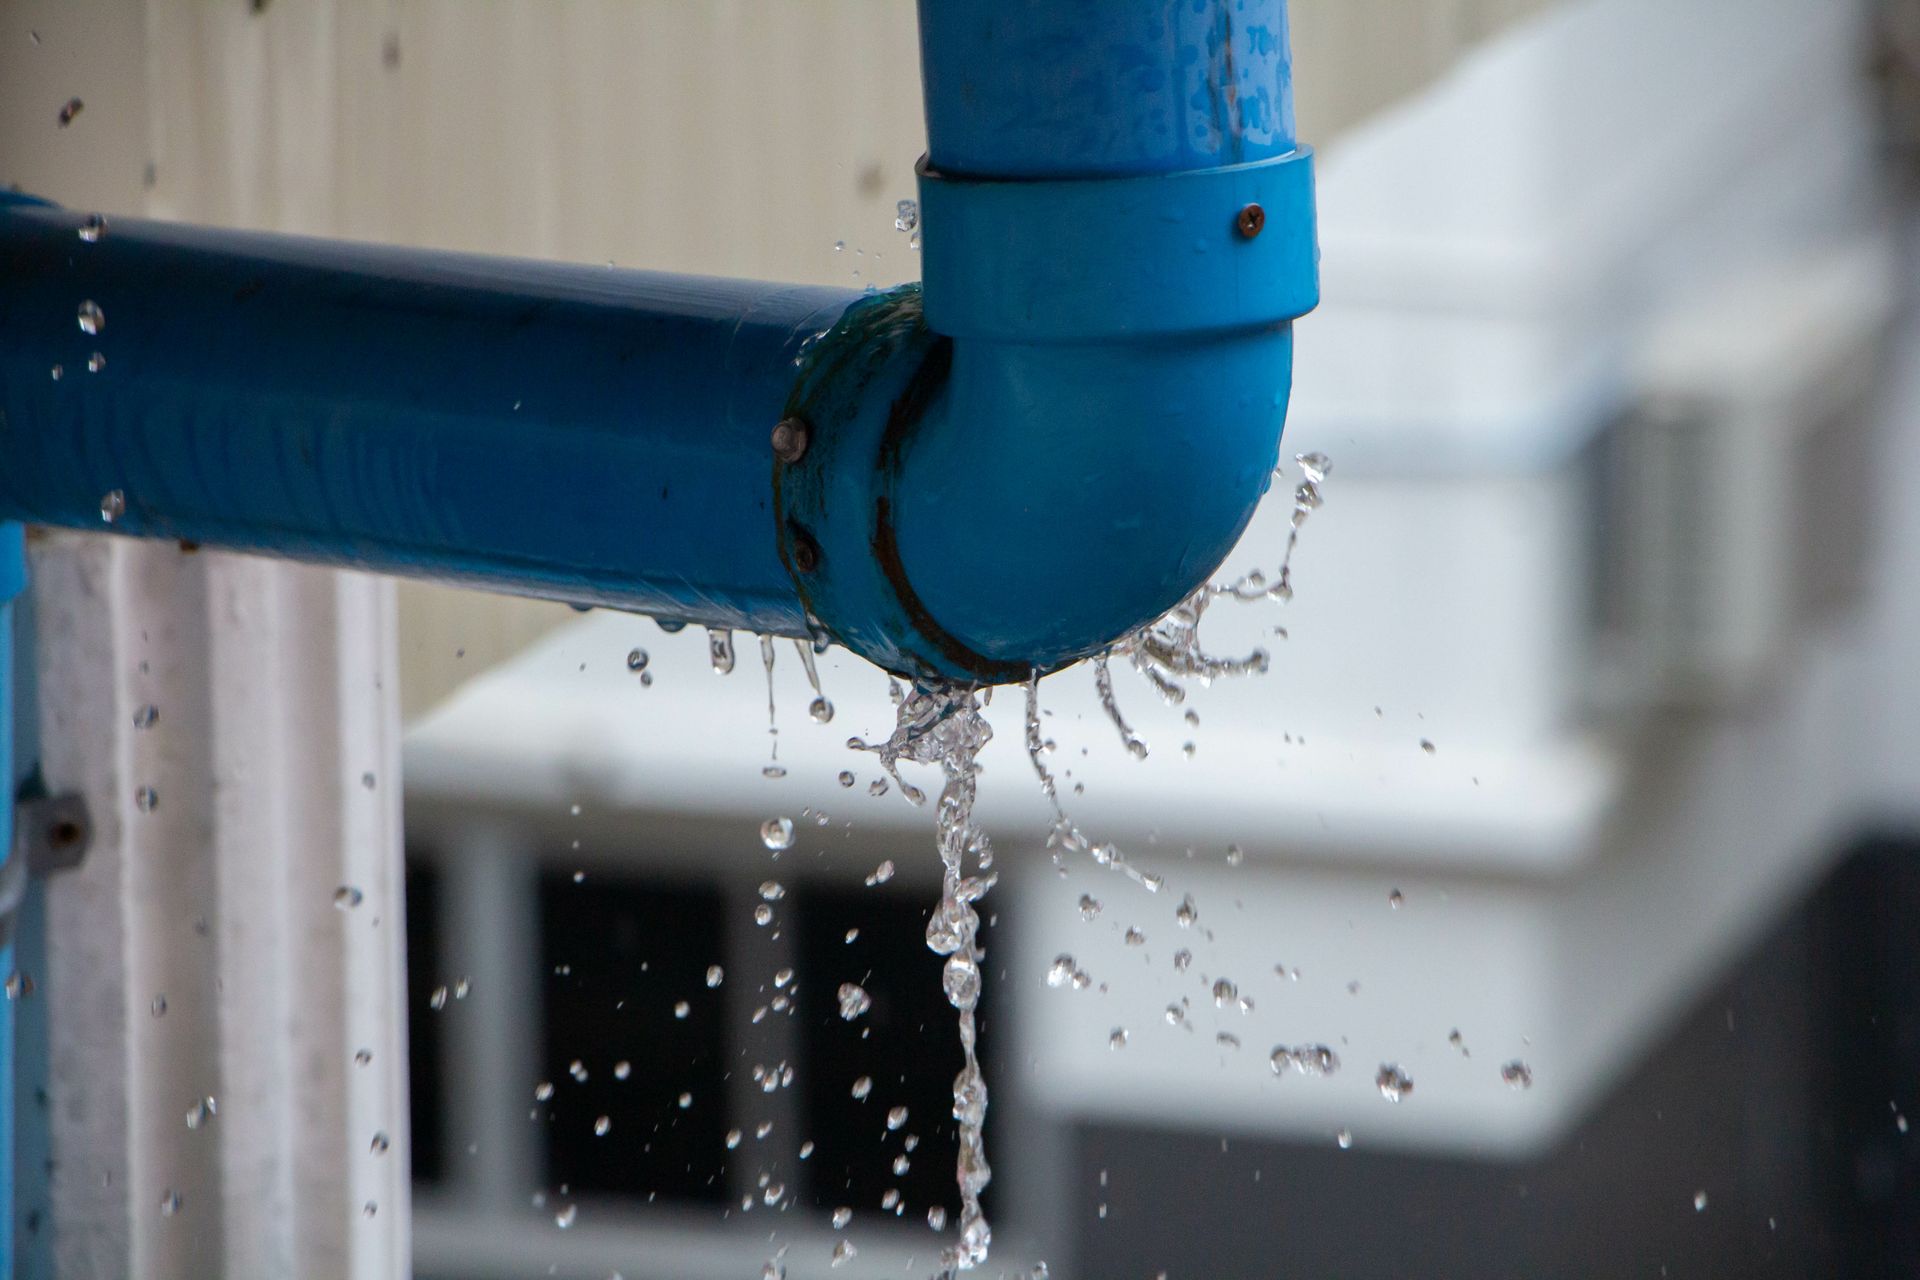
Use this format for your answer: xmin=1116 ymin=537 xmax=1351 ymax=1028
xmin=635 ymin=452 xmax=1333 ymax=1274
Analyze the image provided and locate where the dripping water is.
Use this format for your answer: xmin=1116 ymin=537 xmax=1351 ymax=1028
xmin=851 ymin=683 xmax=996 ymax=1272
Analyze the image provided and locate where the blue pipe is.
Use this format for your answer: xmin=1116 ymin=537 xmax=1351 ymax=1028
xmin=0 ymin=193 xmax=855 ymax=636
xmin=0 ymin=521 xmax=23 ymax=1271
xmin=776 ymin=0 xmax=1317 ymax=679
xmin=0 ymin=0 xmax=1315 ymax=682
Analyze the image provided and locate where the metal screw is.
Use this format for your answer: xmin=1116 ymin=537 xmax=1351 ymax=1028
xmin=791 ymin=529 xmax=821 ymax=574
xmin=1235 ymin=203 xmax=1266 ymax=239
xmin=771 ymin=417 xmax=810 ymax=464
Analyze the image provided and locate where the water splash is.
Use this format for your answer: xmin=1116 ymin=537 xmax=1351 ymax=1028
xmin=1023 ymin=671 xmax=1161 ymax=892
xmin=855 ymin=682 xmax=995 ymax=1272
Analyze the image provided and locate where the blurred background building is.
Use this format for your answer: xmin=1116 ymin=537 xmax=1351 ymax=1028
xmin=7 ymin=0 xmax=1920 ymax=1276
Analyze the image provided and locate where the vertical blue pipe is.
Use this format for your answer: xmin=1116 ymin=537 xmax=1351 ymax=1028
xmin=0 ymin=520 xmax=24 ymax=1274
xmin=916 ymin=0 xmax=1296 ymax=176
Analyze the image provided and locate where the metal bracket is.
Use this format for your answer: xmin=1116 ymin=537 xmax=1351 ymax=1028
xmin=0 ymin=792 xmax=94 ymax=951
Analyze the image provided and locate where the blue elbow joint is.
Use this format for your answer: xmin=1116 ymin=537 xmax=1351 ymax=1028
xmin=775 ymin=146 xmax=1318 ymax=683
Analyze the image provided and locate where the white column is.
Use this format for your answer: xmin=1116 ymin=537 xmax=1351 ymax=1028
xmin=27 ymin=532 xmax=409 ymax=1279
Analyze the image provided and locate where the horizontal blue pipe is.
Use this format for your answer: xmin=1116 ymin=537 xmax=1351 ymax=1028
xmin=0 ymin=195 xmax=857 ymax=636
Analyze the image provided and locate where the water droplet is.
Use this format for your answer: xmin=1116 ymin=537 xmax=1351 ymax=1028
xmin=1501 ymin=1060 xmax=1533 ymax=1090
xmin=1212 ymin=978 xmax=1238 ymax=1007
xmin=361 ymin=771 xmax=376 ymax=790
xmin=1124 ymin=927 xmax=1146 ymax=946
xmin=78 ymin=213 xmax=107 ymax=243
xmin=895 ymin=199 xmax=919 ymax=233
xmin=1388 ymin=888 xmax=1404 ymax=909
xmin=76 ymin=299 xmax=103 ymax=335
xmin=1226 ymin=843 xmax=1244 ymax=866
xmin=134 ymin=785 xmax=158 ymax=812
xmin=831 ymin=1239 xmax=856 ymax=1267
xmin=428 ymin=985 xmax=447 ymax=1010
xmin=1336 ymin=1128 xmax=1353 ymax=1150
xmin=626 ymin=647 xmax=649 ymax=674
xmin=1176 ymin=895 xmax=1198 ymax=927
xmin=1296 ymin=451 xmax=1332 ymax=484
xmin=1109 ymin=1027 xmax=1130 ymax=1050
xmin=773 ymin=967 xmax=794 ymax=988
xmin=591 ymin=1114 xmax=611 ymax=1136
xmin=1046 ymin=955 xmax=1079 ymax=988
xmin=943 ymin=954 xmax=980 ymax=1009
xmin=837 ymin=983 xmax=871 ymax=1020
xmin=707 ymin=628 xmax=736 ymax=674
xmin=837 ymin=770 xmax=855 ymax=787
xmin=132 ymin=703 xmax=157 ymax=729
xmin=761 ymin=818 xmax=794 ymax=850
xmin=759 ymin=880 xmax=786 ymax=902
xmin=151 ymin=994 xmax=167 ymax=1017
xmin=159 ymin=1189 xmax=181 ymax=1217
xmin=833 ymin=240 xmax=846 ymax=253
xmin=1375 ymin=1064 xmax=1414 ymax=1102
xmin=867 ymin=778 xmax=889 ymax=797
xmin=886 ymin=1105 xmax=908 ymax=1130
xmin=58 ymin=97 xmax=83 ymax=127
xmin=1173 ymin=949 xmax=1193 ymax=973
xmin=185 ymin=1096 xmax=216 ymax=1130
xmin=1217 ymin=1032 xmax=1241 ymax=1049
xmin=87 ymin=351 xmax=104 ymax=373
xmin=672 ymin=998 xmax=690 ymax=1019
xmin=333 ymin=885 xmax=363 ymax=910
xmin=1420 ymin=739 xmax=1437 ymax=756
xmin=534 ymin=1081 xmax=554 ymax=1101
xmin=362 ymin=1199 xmax=377 ymax=1218
xmin=555 ymin=1204 xmax=578 ymax=1229
xmin=370 ymin=1131 xmax=390 ymax=1154
xmin=799 ymin=1140 xmax=814 ymax=1158
xmin=809 ymin=696 xmax=834 ymax=723
xmin=851 ymin=1075 xmax=872 ymax=1100
xmin=1078 ymin=894 xmax=1102 ymax=920
xmin=831 ymin=1205 xmax=852 ymax=1229
xmin=706 ymin=965 xmax=724 ymax=987
xmin=50 ymin=364 xmax=63 ymax=381
xmin=753 ymin=903 xmax=773 ymax=926
xmin=569 ymin=1059 xmax=588 ymax=1082
xmin=928 ymin=1205 xmax=947 ymax=1230
xmin=1270 ymin=1044 xmax=1340 ymax=1077
xmin=864 ymin=860 xmax=894 ymax=887
xmin=1693 ymin=1190 xmax=1708 ymax=1212
xmin=354 ymin=1048 xmax=371 ymax=1066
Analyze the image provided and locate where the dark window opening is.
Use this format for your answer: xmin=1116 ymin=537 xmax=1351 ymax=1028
xmin=537 ymin=868 xmax=730 ymax=1204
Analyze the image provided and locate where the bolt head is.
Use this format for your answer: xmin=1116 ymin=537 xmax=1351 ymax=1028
xmin=1235 ymin=203 xmax=1266 ymax=239
xmin=791 ymin=530 xmax=821 ymax=574
xmin=771 ymin=417 xmax=810 ymax=464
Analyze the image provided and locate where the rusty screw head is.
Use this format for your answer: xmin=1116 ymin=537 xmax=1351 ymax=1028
xmin=771 ymin=416 xmax=810 ymax=464
xmin=1235 ymin=203 xmax=1266 ymax=239
xmin=790 ymin=528 xmax=821 ymax=574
